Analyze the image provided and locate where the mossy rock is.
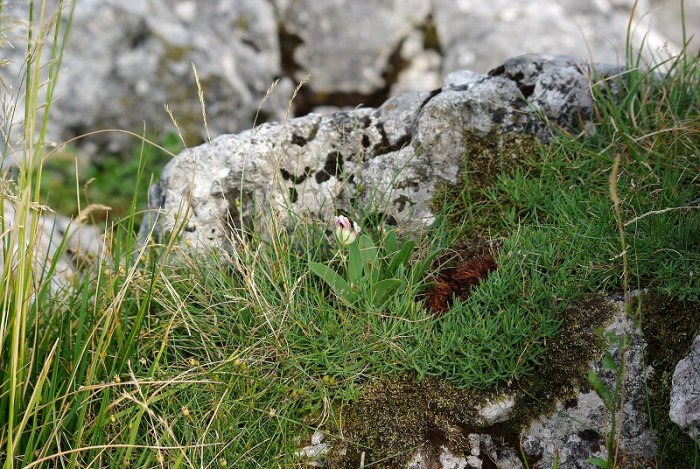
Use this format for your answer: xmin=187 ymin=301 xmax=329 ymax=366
xmin=638 ymin=293 xmax=700 ymax=467
xmin=325 ymin=294 xmax=615 ymax=467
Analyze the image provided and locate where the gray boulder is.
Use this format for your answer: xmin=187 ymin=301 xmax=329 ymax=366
xmin=669 ymin=334 xmax=700 ymax=443
xmin=143 ymin=54 xmax=620 ymax=249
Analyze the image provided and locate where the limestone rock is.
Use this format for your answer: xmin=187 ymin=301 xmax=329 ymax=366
xmin=476 ymin=396 xmax=516 ymax=426
xmin=1 ymin=0 xmax=688 ymax=161
xmin=274 ymin=0 xmax=432 ymax=95
xmin=142 ymin=54 xmax=619 ymax=249
xmin=295 ymin=430 xmax=329 ymax=467
xmin=669 ymin=334 xmax=700 ymax=443
xmin=432 ymin=0 xmax=685 ymax=75
xmin=1 ymin=0 xmax=290 ymax=155
xmin=408 ymin=437 xmax=522 ymax=469
xmin=521 ymin=299 xmax=656 ymax=468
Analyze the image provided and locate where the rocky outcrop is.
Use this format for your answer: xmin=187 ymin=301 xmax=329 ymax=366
xmin=1 ymin=0 xmax=292 ymax=156
xmin=297 ymin=297 xmax=657 ymax=468
xmin=409 ymin=298 xmax=656 ymax=468
xmin=669 ymin=334 xmax=700 ymax=444
xmin=1 ymin=0 xmax=691 ymax=159
xmin=142 ymin=54 xmax=621 ymax=249
xmin=521 ymin=301 xmax=656 ymax=468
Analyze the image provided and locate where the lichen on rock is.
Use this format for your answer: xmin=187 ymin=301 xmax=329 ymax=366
xmin=141 ymin=54 xmax=621 ymax=249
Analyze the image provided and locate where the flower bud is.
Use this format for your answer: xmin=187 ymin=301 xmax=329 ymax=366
xmin=334 ymin=216 xmax=361 ymax=246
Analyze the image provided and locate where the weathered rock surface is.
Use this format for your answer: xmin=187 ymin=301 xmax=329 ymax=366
xmin=2 ymin=0 xmax=291 ymax=155
xmin=1 ymin=0 xmax=692 ymax=159
xmin=408 ymin=437 xmax=523 ymax=469
xmin=669 ymin=334 xmax=700 ymax=443
xmin=431 ymin=0 xmax=684 ymax=75
xmin=521 ymin=299 xmax=656 ymax=468
xmin=274 ymin=0 xmax=432 ymax=95
xmin=296 ymin=430 xmax=328 ymax=466
xmin=142 ymin=54 xmax=621 ymax=248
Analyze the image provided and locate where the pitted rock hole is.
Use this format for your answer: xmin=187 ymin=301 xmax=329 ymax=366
xmin=315 ymin=152 xmax=344 ymax=184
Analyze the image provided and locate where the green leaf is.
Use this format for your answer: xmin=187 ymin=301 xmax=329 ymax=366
xmin=585 ymin=456 xmax=610 ymax=468
xmin=347 ymin=242 xmax=363 ymax=284
xmin=372 ymin=278 xmax=402 ymax=305
xmin=588 ymin=369 xmax=613 ymax=409
xmin=412 ymin=250 xmax=440 ymax=286
xmin=384 ymin=229 xmax=399 ymax=255
xmin=386 ymin=240 xmax=415 ymax=277
xmin=601 ymin=353 xmax=617 ymax=371
xmin=359 ymin=234 xmax=378 ymax=277
xmin=309 ymin=262 xmax=356 ymax=303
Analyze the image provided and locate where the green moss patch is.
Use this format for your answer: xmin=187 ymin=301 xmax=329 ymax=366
xmin=639 ymin=293 xmax=700 ymax=467
xmin=326 ymin=294 xmax=615 ymax=467
xmin=430 ymin=129 xmax=543 ymax=233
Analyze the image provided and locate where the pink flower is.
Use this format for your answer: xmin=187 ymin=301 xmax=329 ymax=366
xmin=334 ymin=215 xmax=361 ymax=246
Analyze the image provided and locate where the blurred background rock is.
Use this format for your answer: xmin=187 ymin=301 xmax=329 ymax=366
xmin=1 ymin=0 xmax=696 ymax=186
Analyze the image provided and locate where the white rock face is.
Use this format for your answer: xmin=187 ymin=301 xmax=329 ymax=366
xmin=408 ymin=438 xmax=522 ymax=469
xmin=432 ymin=0 xmax=688 ymax=75
xmin=1 ymin=0 xmax=291 ymax=155
xmin=274 ymin=0 xmax=432 ymax=95
xmin=669 ymin=334 xmax=700 ymax=443
xmin=476 ymin=397 xmax=516 ymax=425
xmin=141 ymin=54 xmax=619 ymax=249
xmin=1 ymin=0 xmax=692 ymax=160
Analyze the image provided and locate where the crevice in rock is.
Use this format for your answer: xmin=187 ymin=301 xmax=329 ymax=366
xmin=392 ymin=194 xmax=412 ymax=212
xmin=276 ymin=31 xmax=412 ymax=117
xmin=507 ymin=71 xmax=536 ymax=98
xmin=224 ymin=187 xmax=252 ymax=238
xmin=578 ymin=429 xmax=599 ymax=442
xmin=240 ymin=37 xmax=261 ymax=54
xmin=487 ymin=68 xmax=536 ymax=99
xmin=413 ymin=86 xmax=443 ymax=125
xmin=278 ymin=22 xmax=304 ymax=77
xmin=280 ymin=166 xmax=312 ymax=185
xmin=291 ymin=133 xmax=308 ymax=146
xmin=359 ymin=114 xmax=372 ymax=129
xmin=517 ymin=82 xmax=536 ymax=98
xmin=419 ymin=13 xmax=442 ymax=54
xmin=127 ymin=22 xmax=150 ymax=49
xmin=372 ymin=121 xmax=412 ymax=155
xmin=487 ymin=64 xmax=506 ymax=76
xmin=315 ymin=151 xmax=344 ymax=184
xmin=361 ymin=134 xmax=371 ymax=149
xmin=288 ymin=186 xmax=298 ymax=203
